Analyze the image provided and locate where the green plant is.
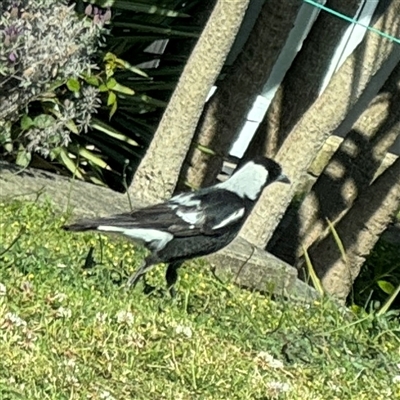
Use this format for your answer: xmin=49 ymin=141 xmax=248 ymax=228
xmin=300 ymin=219 xmax=400 ymax=313
xmin=66 ymin=0 xmax=202 ymax=191
xmin=352 ymin=239 xmax=400 ymax=311
xmin=1 ymin=0 xmax=204 ymax=191
xmin=0 ymin=0 xmax=107 ymax=160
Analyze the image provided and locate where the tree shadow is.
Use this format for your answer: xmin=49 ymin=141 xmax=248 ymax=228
xmin=269 ymin=61 xmax=400 ymax=272
xmin=178 ymin=0 xmax=304 ymax=190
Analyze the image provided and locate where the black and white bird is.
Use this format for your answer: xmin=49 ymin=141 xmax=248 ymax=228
xmin=63 ymin=157 xmax=290 ymax=294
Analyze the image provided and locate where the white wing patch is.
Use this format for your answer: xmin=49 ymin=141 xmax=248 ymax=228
xmin=169 ymin=193 xmax=203 ymax=225
xmin=176 ymin=209 xmax=202 ymax=225
xmin=171 ymin=193 xmax=201 ymax=207
xmin=212 ymin=208 xmax=245 ymax=230
xmin=97 ymin=226 xmax=173 ymax=251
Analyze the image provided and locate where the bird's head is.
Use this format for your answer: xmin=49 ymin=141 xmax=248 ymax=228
xmin=252 ymin=156 xmax=291 ymax=185
xmin=217 ymin=157 xmax=290 ymax=201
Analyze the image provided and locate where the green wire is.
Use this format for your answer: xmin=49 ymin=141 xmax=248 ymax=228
xmin=303 ymin=0 xmax=400 ymax=45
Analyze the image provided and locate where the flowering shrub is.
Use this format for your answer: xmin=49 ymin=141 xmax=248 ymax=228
xmin=0 ymin=0 xmax=196 ymax=190
xmin=0 ymin=0 xmax=107 ymax=158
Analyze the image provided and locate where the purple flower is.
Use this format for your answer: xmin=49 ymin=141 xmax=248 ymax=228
xmin=8 ymin=51 xmax=17 ymax=62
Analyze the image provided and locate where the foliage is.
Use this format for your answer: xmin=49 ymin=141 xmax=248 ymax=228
xmin=0 ymin=0 xmax=106 ymax=160
xmin=0 ymin=198 xmax=399 ymax=399
xmin=66 ymin=0 xmax=202 ymax=191
xmin=0 ymin=0 xmax=203 ymax=191
xmin=350 ymin=203 xmax=400 ymax=311
xmin=300 ymin=214 xmax=400 ymax=311
xmin=352 ymin=238 xmax=400 ymax=311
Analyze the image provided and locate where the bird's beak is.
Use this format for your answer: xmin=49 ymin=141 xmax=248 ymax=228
xmin=277 ymin=173 xmax=291 ymax=184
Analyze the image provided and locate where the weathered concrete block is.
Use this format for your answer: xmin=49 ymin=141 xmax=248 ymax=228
xmin=0 ymin=161 xmax=137 ymax=217
xmin=207 ymin=236 xmax=318 ymax=299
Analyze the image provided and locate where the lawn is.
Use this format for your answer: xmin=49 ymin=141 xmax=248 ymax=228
xmin=0 ymin=199 xmax=399 ymax=399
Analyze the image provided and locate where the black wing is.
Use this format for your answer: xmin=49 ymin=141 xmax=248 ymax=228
xmin=64 ymin=189 xmax=247 ymax=237
xmin=168 ymin=189 xmax=247 ymax=236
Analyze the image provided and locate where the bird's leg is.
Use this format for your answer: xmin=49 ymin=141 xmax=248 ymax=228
xmin=125 ymin=256 xmax=156 ymax=290
xmin=165 ymin=262 xmax=183 ymax=297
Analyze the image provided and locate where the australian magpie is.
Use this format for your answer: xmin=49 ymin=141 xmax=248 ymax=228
xmin=63 ymin=157 xmax=290 ymax=294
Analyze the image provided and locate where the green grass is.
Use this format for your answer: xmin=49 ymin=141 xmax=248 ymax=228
xmin=352 ymin=239 xmax=400 ymax=310
xmin=0 ymin=199 xmax=399 ymax=399
xmin=351 ymin=206 xmax=400 ymax=310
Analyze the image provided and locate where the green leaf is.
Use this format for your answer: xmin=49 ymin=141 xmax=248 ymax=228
xmin=108 ymin=91 xmax=118 ymax=119
xmin=98 ymin=83 xmax=108 ymax=92
xmin=123 ymin=64 xmax=148 ymax=78
xmin=196 ymin=144 xmax=217 ymax=156
xmin=84 ymin=75 xmax=100 ymax=86
xmin=16 ymin=147 xmax=32 ymax=167
xmin=109 ymin=100 xmax=118 ymax=119
xmin=302 ymin=245 xmax=324 ymax=296
xmin=4 ymin=142 xmax=13 ymax=153
xmin=113 ymin=57 xmax=148 ymax=77
xmin=57 ymin=148 xmax=84 ymax=179
xmin=91 ymin=0 xmax=190 ymax=17
xmin=105 ymin=64 xmax=115 ymax=80
xmin=21 ymin=115 xmax=34 ymax=130
xmin=90 ymin=118 xmax=138 ymax=147
xmin=33 ymin=114 xmax=56 ymax=129
xmin=326 ymin=219 xmax=348 ymax=265
xmin=106 ymin=78 xmax=117 ymax=89
xmin=113 ymin=21 xmax=199 ymax=38
xmin=128 ymin=94 xmax=168 ymax=107
xmin=107 ymin=91 xmax=117 ymax=106
xmin=89 ymin=175 xmax=107 ymax=186
xmin=66 ymin=78 xmax=81 ymax=92
xmin=103 ymin=52 xmax=116 ymax=63
xmin=65 ymin=120 xmax=79 ymax=134
xmin=46 ymin=79 xmax=67 ymax=92
xmin=68 ymin=145 xmax=108 ymax=169
xmin=49 ymin=147 xmax=62 ymax=160
xmin=111 ymin=82 xmax=134 ymax=95
xmin=377 ymin=283 xmax=400 ymax=316
xmin=377 ymin=280 xmax=395 ymax=295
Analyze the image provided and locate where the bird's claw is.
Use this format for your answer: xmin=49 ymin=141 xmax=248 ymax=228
xmin=125 ymin=273 xmax=140 ymax=291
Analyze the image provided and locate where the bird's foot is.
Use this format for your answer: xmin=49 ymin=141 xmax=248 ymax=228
xmin=125 ymin=274 xmax=161 ymax=297
xmin=168 ymin=285 xmax=177 ymax=298
xmin=125 ymin=275 xmax=138 ymax=290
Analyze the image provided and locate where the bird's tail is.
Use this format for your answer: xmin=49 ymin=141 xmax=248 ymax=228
xmin=63 ymin=214 xmax=134 ymax=232
xmin=62 ymin=219 xmax=100 ymax=232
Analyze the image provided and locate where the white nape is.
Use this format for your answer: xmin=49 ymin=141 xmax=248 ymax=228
xmin=217 ymin=161 xmax=269 ymax=200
